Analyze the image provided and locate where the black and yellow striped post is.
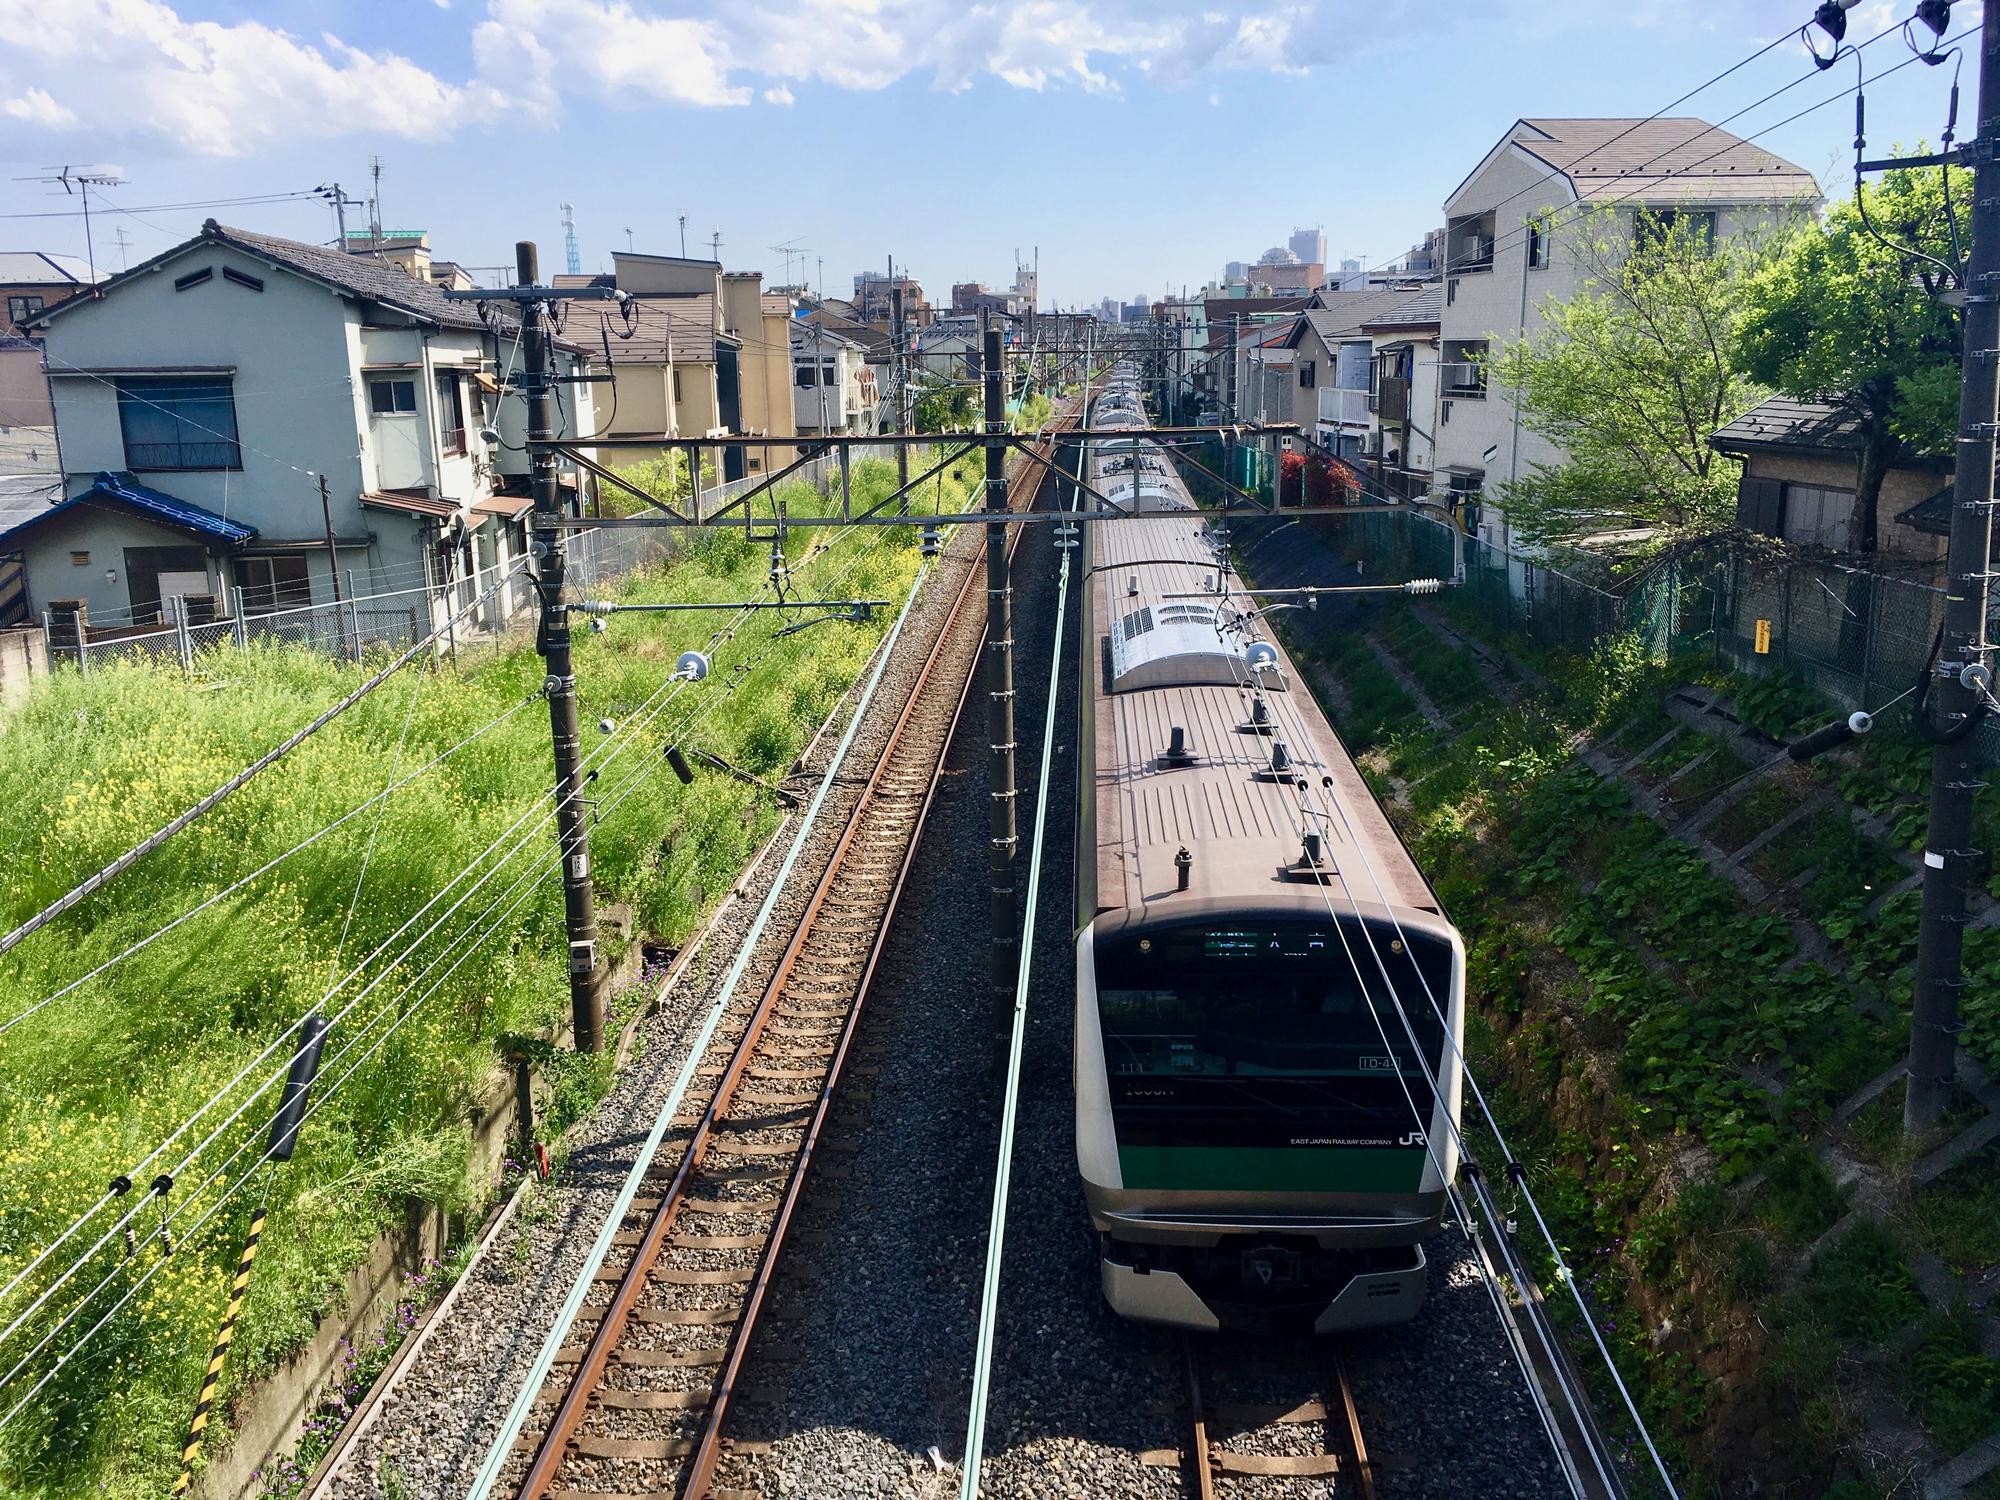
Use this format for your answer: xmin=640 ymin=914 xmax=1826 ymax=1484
xmin=168 ymin=1014 xmax=328 ymax=1497
xmin=170 ymin=1200 xmax=265 ymax=1495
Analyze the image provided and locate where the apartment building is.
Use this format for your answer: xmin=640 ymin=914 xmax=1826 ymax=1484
xmin=1431 ymin=117 xmax=1817 ymax=546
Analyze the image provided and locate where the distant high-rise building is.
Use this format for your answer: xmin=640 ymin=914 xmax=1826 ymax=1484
xmin=1013 ymin=261 xmax=1037 ymax=310
xmin=1224 ymin=261 xmax=1249 ymax=282
xmin=1289 ymin=226 xmax=1326 ymax=267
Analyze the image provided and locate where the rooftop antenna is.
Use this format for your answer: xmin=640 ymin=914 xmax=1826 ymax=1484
xmin=560 ymin=202 xmax=581 ymax=275
xmin=110 ymin=225 xmax=133 ymax=270
xmin=769 ymin=237 xmax=806 ymax=288
xmin=710 ymin=227 xmax=722 ymax=261
xmin=16 ymin=165 xmax=124 ymax=285
xmin=368 ymin=154 xmax=383 ymax=249
xmin=678 ymin=214 xmax=687 ymax=257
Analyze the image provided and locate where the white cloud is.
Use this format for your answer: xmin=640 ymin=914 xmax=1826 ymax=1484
xmin=1 ymin=88 xmax=77 ymax=129
xmin=0 ymin=0 xmax=499 ymax=155
xmin=0 ymin=0 xmax=1602 ymax=157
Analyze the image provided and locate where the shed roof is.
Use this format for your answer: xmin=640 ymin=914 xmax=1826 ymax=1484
xmin=618 ymin=294 xmax=720 ymax=364
xmin=0 ymin=470 xmax=256 ymax=548
xmin=362 ymin=490 xmax=458 ymax=520
xmin=1710 ymin=395 xmax=1946 ymax=470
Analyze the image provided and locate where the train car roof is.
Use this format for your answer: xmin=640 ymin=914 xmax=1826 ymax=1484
xmin=1084 ymin=433 xmax=1438 ymax=926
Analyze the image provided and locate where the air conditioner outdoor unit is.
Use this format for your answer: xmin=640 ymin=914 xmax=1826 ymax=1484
xmin=1449 ymin=363 xmax=1481 ymax=389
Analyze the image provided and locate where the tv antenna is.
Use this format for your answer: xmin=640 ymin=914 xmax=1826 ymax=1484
xmin=16 ymin=165 xmax=124 ymax=284
xmin=769 ymin=237 xmax=807 ymax=289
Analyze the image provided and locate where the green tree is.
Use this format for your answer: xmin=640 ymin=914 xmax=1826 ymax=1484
xmin=1491 ymin=207 xmax=1780 ymax=553
xmin=1737 ymin=158 xmax=1968 ymax=553
xmin=913 ymin=379 xmax=978 ymax=433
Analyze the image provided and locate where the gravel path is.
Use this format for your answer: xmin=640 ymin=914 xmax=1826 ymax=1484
xmin=317 ymin=515 xmax=997 ymax=1500
xmin=711 ymin=512 xmax=1573 ymax=1498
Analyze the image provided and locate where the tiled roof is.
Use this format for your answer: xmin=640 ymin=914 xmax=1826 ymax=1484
xmin=1301 ymin=287 xmax=1431 ymax=343
xmin=1710 ymin=394 xmax=1946 ymax=470
xmin=1359 ymin=285 xmax=1443 ymax=331
xmin=206 ymin=223 xmax=496 ymax=331
xmin=1514 ymin=118 xmax=1819 ymax=205
xmin=0 ymin=470 xmax=256 ymax=547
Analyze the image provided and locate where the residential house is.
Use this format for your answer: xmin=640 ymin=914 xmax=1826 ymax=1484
xmin=791 ymin=323 xmax=876 ymax=438
xmin=1360 ymin=286 xmax=1444 ymax=499
xmin=1431 ymin=117 xmax=1818 ymax=545
xmin=1 ymin=252 xmax=104 ymax=334
xmin=11 ymin=220 xmax=594 ymax=633
xmin=579 ymin=251 xmax=802 ymax=482
xmin=1207 ymin=296 xmax=1312 ymax=421
xmin=853 ymin=271 xmax=931 ymax=327
xmin=1278 ymin=287 xmax=1433 ymax=462
xmin=1711 ymin=396 xmax=1949 ymax=566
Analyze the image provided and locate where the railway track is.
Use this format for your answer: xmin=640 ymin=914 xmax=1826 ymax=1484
xmin=491 ymin=412 xmax=1077 ymax=1500
xmin=1177 ymin=1336 xmax=1379 ymax=1499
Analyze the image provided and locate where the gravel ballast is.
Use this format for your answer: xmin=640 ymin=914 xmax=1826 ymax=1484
xmin=709 ymin=507 xmax=1572 ymax=1499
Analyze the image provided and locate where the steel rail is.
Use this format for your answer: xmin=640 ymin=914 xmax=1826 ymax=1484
xmin=511 ymin=406 xmax=1077 ymax=1500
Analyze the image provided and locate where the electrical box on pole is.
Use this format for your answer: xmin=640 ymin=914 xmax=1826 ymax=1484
xmin=1907 ymin=0 xmax=2000 ymax=1133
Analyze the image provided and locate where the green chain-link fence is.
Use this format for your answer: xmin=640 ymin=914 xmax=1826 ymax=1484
xmin=1313 ymin=505 xmax=2000 ymax=763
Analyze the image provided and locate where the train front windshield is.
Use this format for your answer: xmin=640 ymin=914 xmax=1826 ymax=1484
xmin=1094 ymin=918 xmax=1452 ymax=1188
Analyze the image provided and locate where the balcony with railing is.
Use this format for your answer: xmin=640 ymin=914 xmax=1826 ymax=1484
xmin=1316 ymin=386 xmax=1371 ymax=428
xmin=1447 ymin=211 xmax=1497 ymax=276
xmin=1377 ymin=376 xmax=1410 ymax=423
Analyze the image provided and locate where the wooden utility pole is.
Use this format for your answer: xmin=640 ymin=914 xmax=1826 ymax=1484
xmin=1909 ymin=0 xmax=2000 ymax=1133
xmin=982 ymin=315 xmax=1018 ymax=1069
xmin=317 ymin=475 xmax=344 ymax=604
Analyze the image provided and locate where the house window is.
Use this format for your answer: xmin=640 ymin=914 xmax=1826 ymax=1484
xmin=436 ymin=372 xmax=467 ymax=455
xmin=68 ymin=550 xmax=89 ymax=566
xmin=1442 ymin=340 xmax=1488 ymax=399
xmin=1634 ymin=208 xmax=1717 ymax=254
xmin=232 ymin=554 xmax=312 ymax=613
xmin=672 ymin=367 xmax=683 ymax=403
xmin=795 ymin=365 xmax=817 ymax=389
xmin=1298 ymin=361 xmax=1316 ymax=389
xmin=369 ymin=378 xmax=418 ymax=415
xmin=6 ymin=295 xmax=44 ymax=324
xmin=1527 ymin=217 xmax=1549 ymax=269
xmin=1782 ymin=483 xmax=1853 ymax=551
xmin=116 ymin=376 xmax=242 ymax=470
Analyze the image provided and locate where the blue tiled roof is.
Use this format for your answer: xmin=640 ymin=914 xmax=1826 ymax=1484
xmin=0 ymin=471 xmax=258 ymax=548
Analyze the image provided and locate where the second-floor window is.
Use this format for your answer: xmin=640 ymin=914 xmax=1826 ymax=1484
xmin=117 ymin=376 xmax=242 ymax=471
xmin=1298 ymin=360 xmax=1316 ymax=389
xmin=1634 ymin=208 xmax=1717 ymax=254
xmin=436 ymin=372 xmax=466 ymax=454
xmin=6 ymin=295 xmax=43 ymax=326
xmin=1527 ymin=216 xmax=1549 ymax=269
xmin=369 ymin=378 xmax=417 ymax=414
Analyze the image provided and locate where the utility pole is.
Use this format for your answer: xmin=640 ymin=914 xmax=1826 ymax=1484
xmin=982 ymin=315 xmax=1018 ymax=1069
xmin=891 ymin=278 xmax=910 ymax=492
xmin=317 ymin=475 xmax=344 ymax=606
xmin=519 ymin=240 xmax=606 ymax=1053
xmin=1909 ymin=0 xmax=2000 ymax=1133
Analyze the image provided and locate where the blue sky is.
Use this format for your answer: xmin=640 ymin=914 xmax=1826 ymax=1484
xmin=0 ymin=0 xmax=1980 ymax=307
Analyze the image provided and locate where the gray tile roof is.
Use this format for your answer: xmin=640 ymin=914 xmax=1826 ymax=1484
xmin=1300 ymin=287 xmax=1431 ymax=344
xmin=1514 ymin=118 xmax=1819 ymax=205
xmin=1360 ymin=285 xmax=1442 ymax=331
xmin=1711 ymin=394 xmax=1945 ymax=470
xmin=210 ymin=223 xmax=492 ymax=331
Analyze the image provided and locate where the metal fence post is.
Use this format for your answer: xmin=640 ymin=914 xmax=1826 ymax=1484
xmin=175 ymin=610 xmax=193 ymax=676
xmin=231 ymin=587 xmax=248 ymax=649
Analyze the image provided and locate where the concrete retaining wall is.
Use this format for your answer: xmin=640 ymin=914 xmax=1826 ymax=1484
xmin=0 ymin=625 xmax=47 ymax=711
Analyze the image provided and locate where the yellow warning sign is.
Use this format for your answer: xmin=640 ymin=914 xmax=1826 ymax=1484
xmin=1754 ymin=618 xmax=1772 ymax=655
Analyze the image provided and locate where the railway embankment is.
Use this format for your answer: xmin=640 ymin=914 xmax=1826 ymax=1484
xmin=1235 ymin=509 xmax=2000 ymax=1500
xmin=0 ymin=454 xmax=981 ymax=1498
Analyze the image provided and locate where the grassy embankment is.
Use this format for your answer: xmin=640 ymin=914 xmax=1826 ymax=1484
xmin=1255 ymin=521 xmax=2000 ymax=1499
xmin=0 ymin=453 xmax=982 ymax=1498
